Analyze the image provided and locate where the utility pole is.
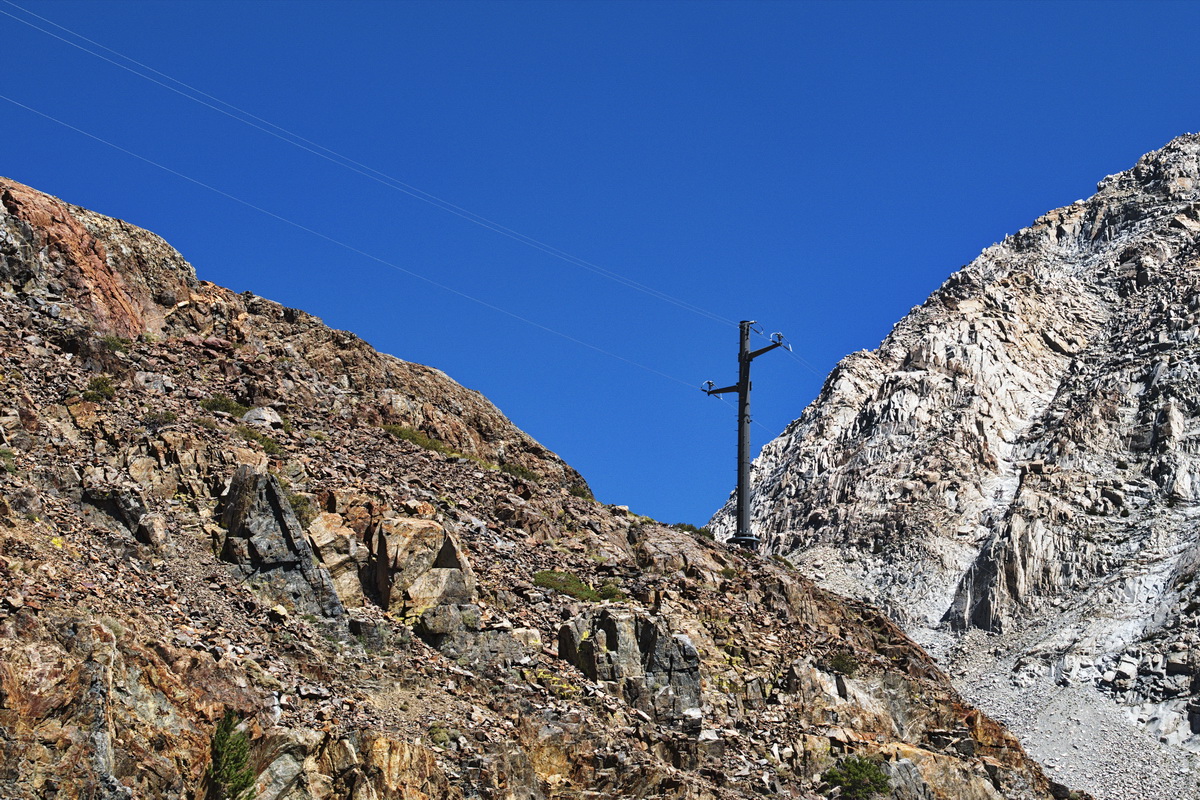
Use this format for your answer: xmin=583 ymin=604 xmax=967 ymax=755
xmin=704 ymin=320 xmax=789 ymax=549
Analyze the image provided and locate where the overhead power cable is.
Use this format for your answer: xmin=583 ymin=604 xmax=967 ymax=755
xmin=0 ymin=0 xmax=736 ymax=330
xmin=1 ymin=0 xmax=831 ymax=382
xmin=0 ymin=92 xmax=715 ymax=396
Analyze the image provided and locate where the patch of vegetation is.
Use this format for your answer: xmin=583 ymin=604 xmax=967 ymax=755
xmin=427 ymin=721 xmax=462 ymax=747
xmin=596 ymin=581 xmax=625 ymax=601
xmin=236 ymin=425 xmax=282 ymax=455
xmin=286 ymin=490 xmax=317 ymax=529
xmin=201 ymin=394 xmax=250 ymax=417
xmin=567 ymin=483 xmax=594 ymax=501
xmin=82 ymin=375 xmax=116 ymax=402
xmin=272 ymin=472 xmax=319 ymax=529
xmin=0 ymin=448 xmax=15 ymax=474
xmin=206 ymin=709 xmax=255 ymax=800
xmin=381 ymin=424 xmax=456 ymax=457
xmin=499 ymin=462 xmax=540 ymax=483
xmin=822 ymin=756 xmax=889 ymax=799
xmin=99 ymin=334 xmax=131 ymax=353
xmin=143 ymin=410 xmax=178 ymax=429
xmin=719 ymin=567 xmax=738 ymax=580
xmin=673 ymin=522 xmax=714 ymax=539
xmin=533 ymin=570 xmax=624 ymax=603
xmin=197 ymin=417 xmax=218 ymax=430
xmin=525 ymin=666 xmax=582 ymax=698
xmin=827 ymin=650 xmax=860 ymax=677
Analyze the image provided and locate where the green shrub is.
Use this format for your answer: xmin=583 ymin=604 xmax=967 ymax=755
xmin=719 ymin=567 xmax=738 ymax=580
xmin=822 ymin=756 xmax=890 ymax=799
xmin=197 ymin=417 xmax=218 ymax=430
xmin=0 ymin=448 xmax=14 ymax=474
xmin=236 ymin=425 xmax=282 ymax=455
xmin=500 ymin=462 xmax=539 ymax=482
xmin=206 ymin=709 xmax=255 ymax=800
xmin=99 ymin=334 xmax=131 ymax=353
xmin=82 ymin=375 xmax=116 ymax=402
xmin=427 ymin=721 xmax=461 ymax=747
xmin=381 ymin=424 xmax=455 ymax=456
xmin=596 ymin=581 xmax=626 ymax=601
xmin=567 ymin=483 xmax=594 ymax=501
xmin=533 ymin=570 xmax=623 ymax=603
xmin=673 ymin=522 xmax=714 ymax=540
xmin=286 ymin=491 xmax=317 ymax=529
xmin=201 ymin=394 xmax=249 ymax=417
xmin=827 ymin=650 xmax=859 ymax=677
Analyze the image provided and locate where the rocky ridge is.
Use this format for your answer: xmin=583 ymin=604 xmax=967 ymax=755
xmin=0 ymin=176 xmax=1067 ymax=799
xmin=710 ymin=134 xmax=1200 ymax=798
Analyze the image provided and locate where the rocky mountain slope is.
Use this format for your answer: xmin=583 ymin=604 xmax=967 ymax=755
xmin=710 ymin=134 xmax=1200 ymax=798
xmin=0 ymin=176 xmax=1069 ymax=799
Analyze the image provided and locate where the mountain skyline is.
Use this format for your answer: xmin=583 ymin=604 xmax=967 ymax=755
xmin=6 ymin=0 xmax=1200 ymax=524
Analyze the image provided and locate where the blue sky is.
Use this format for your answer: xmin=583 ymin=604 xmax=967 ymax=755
xmin=3 ymin=0 xmax=1199 ymax=524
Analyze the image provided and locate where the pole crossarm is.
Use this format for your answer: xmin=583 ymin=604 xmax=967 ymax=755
xmin=702 ymin=320 xmax=788 ymax=551
xmin=747 ymin=341 xmax=783 ymax=360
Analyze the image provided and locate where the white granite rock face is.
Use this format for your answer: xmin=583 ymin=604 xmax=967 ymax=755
xmin=712 ymin=134 xmax=1200 ymax=795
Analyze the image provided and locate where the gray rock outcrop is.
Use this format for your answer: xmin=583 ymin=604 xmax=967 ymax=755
xmin=559 ymin=607 xmax=701 ymax=731
xmin=712 ymin=134 xmax=1200 ymax=796
xmin=219 ymin=465 xmax=346 ymax=621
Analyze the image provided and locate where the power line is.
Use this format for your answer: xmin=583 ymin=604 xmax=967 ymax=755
xmin=781 ymin=345 xmax=825 ymax=377
xmin=0 ymin=91 xmax=707 ymax=394
xmin=0 ymin=0 xmax=737 ymax=329
xmin=0 ymin=0 xmax=835 ymax=382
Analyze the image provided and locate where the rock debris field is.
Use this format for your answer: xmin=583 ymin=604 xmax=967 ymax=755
xmin=0 ymin=175 xmax=1071 ymax=799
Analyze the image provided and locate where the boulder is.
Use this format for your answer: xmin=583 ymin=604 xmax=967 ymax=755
xmin=306 ymin=512 xmax=368 ymax=607
xmin=218 ymin=465 xmax=345 ymax=622
xmin=371 ymin=517 xmax=476 ymax=614
xmin=241 ymin=407 xmax=283 ymax=428
xmin=80 ymin=486 xmax=166 ymax=550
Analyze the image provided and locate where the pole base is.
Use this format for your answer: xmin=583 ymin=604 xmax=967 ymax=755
xmin=727 ymin=534 xmax=760 ymax=550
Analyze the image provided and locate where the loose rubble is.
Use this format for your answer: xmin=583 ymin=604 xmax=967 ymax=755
xmin=0 ymin=176 xmax=1069 ymax=798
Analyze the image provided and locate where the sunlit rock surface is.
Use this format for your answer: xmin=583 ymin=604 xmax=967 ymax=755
xmin=713 ymin=134 xmax=1200 ymax=798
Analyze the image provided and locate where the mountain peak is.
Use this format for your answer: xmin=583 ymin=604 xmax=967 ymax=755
xmin=718 ymin=137 xmax=1200 ymax=797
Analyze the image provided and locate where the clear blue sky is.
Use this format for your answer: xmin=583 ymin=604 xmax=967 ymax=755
xmin=3 ymin=0 xmax=1198 ymax=524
